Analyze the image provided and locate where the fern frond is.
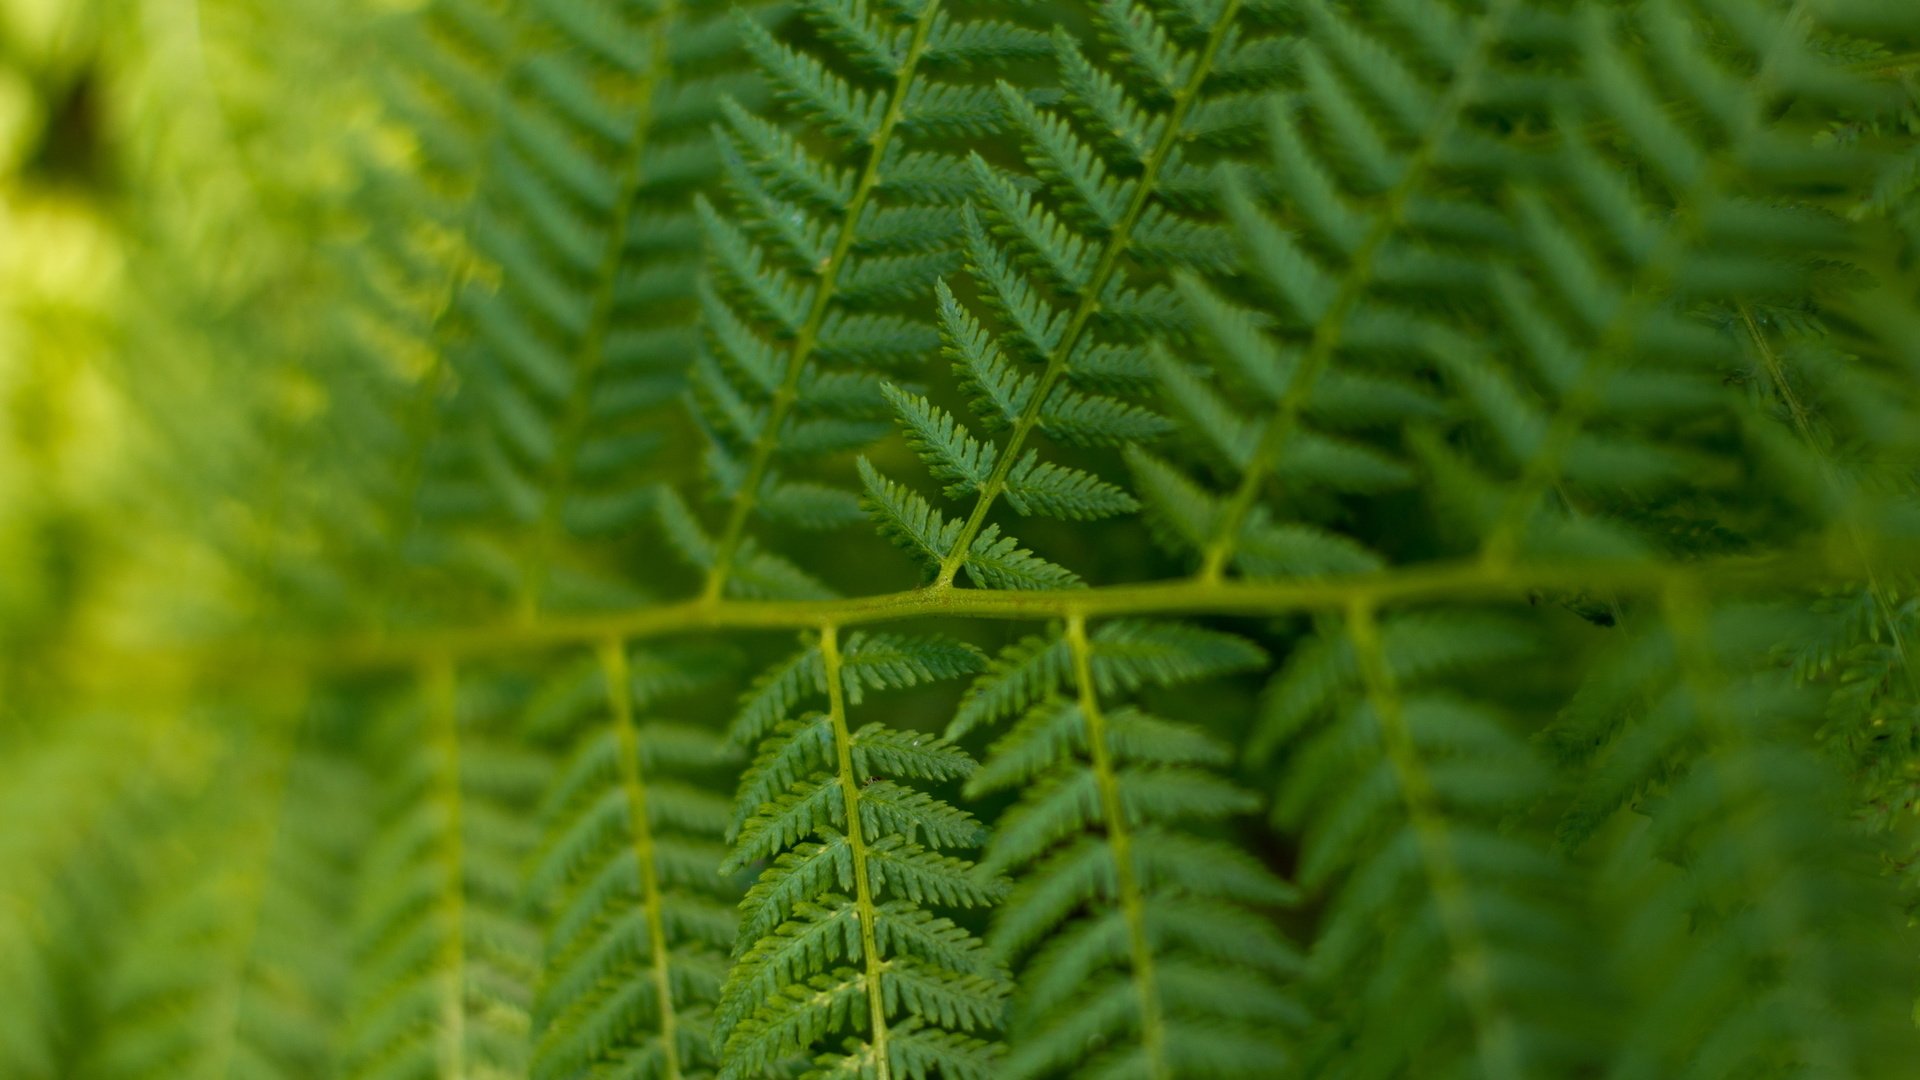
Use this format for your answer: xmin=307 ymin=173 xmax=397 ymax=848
xmin=859 ymin=0 xmax=1296 ymax=590
xmin=715 ymin=626 xmax=1006 ymax=1079
xmin=418 ymin=2 xmax=778 ymax=616
xmin=958 ymin=615 xmax=1296 ymax=1079
xmin=527 ymin=642 xmax=743 ymax=1079
xmin=686 ymin=0 xmax=1049 ymax=603
xmin=43 ymin=1 xmax=1920 ymax=1078
xmin=339 ymin=665 xmax=550 ymax=1080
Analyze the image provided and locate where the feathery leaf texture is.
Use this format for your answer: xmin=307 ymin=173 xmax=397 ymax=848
xmin=1260 ymin=607 xmax=1602 ymax=1077
xmin=685 ymin=0 xmax=1051 ymax=603
xmin=1553 ymin=595 xmax=1919 ymax=1076
xmin=527 ymin=642 xmax=743 ymax=1079
xmin=959 ymin=616 xmax=1298 ymax=1079
xmin=717 ymin=627 xmax=1007 ymax=1080
xmin=22 ymin=1 xmax=1920 ymax=1079
xmin=1139 ymin=0 xmax=1585 ymax=583
xmin=864 ymin=0 xmax=1304 ymax=590
xmin=417 ymin=1 xmax=781 ymax=615
xmin=340 ymin=665 xmax=550 ymax=1080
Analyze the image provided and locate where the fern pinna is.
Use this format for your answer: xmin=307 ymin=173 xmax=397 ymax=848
xmin=20 ymin=1 xmax=1920 ymax=1079
xmin=340 ymin=666 xmax=550 ymax=1080
xmin=414 ymin=2 xmax=781 ymax=615
xmin=955 ymin=617 xmax=1296 ymax=1079
xmin=683 ymin=0 xmax=1051 ymax=602
xmin=1548 ymin=595 xmax=1918 ymax=1075
xmin=1259 ymin=607 xmax=1602 ymax=1077
xmin=526 ymin=642 xmax=742 ymax=1079
xmin=863 ymin=0 xmax=1300 ymax=588
xmin=715 ymin=629 xmax=1005 ymax=1079
xmin=1130 ymin=0 xmax=1569 ymax=584
xmin=698 ymin=626 xmax=998 ymax=1068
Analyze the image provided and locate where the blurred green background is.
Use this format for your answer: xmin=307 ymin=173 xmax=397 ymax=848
xmin=1 ymin=3 xmax=381 ymax=1068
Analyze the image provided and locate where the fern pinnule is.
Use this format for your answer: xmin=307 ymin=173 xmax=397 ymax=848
xmin=716 ymin=628 xmax=1005 ymax=1080
xmin=958 ymin=616 xmax=1297 ymax=1080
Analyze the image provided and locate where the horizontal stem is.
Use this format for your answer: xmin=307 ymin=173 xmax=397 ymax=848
xmin=141 ymin=539 xmax=1888 ymax=674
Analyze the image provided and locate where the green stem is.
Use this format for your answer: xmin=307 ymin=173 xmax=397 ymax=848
xmin=1344 ymin=600 xmax=1521 ymax=1080
xmin=597 ymin=639 xmax=683 ymax=1080
xmin=703 ymin=2 xmax=945 ymax=603
xmin=934 ymin=0 xmax=1244 ymax=587
xmin=1066 ymin=615 xmax=1168 ymax=1080
xmin=1194 ymin=0 xmax=1523 ymax=582
xmin=820 ymin=624 xmax=892 ymax=1079
xmin=182 ymin=541 xmax=1878 ymax=671
xmin=519 ymin=5 xmax=682 ymax=617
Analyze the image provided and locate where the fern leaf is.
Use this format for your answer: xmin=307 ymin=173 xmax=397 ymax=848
xmin=340 ymin=665 xmax=549 ymax=1080
xmin=959 ymin=616 xmax=1295 ymax=1079
xmin=527 ymin=643 xmax=743 ymax=1080
xmin=715 ymin=626 xmax=1005 ymax=1077
xmin=863 ymin=0 xmax=1297 ymax=589
xmin=418 ymin=2 xmax=777 ymax=615
xmin=687 ymin=0 xmax=1051 ymax=603
xmin=882 ymin=384 xmax=998 ymax=497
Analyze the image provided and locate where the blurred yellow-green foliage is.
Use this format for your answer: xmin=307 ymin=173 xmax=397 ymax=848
xmin=0 ymin=2 xmax=375 ymax=1065
xmin=2 ymin=0 xmax=419 ymax=659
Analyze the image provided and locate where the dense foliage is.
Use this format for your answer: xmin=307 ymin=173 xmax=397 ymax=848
xmin=7 ymin=0 xmax=1920 ymax=1076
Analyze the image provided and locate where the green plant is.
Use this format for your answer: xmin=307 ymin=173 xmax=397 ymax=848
xmin=9 ymin=0 xmax=1920 ymax=1077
